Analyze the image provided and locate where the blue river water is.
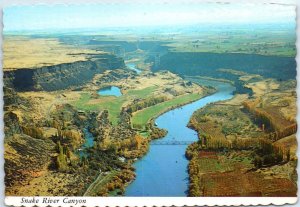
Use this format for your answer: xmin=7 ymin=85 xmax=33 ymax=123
xmin=98 ymin=86 xmax=122 ymax=97
xmin=79 ymin=128 xmax=94 ymax=158
xmin=127 ymin=63 xmax=142 ymax=74
xmin=125 ymin=80 xmax=235 ymax=196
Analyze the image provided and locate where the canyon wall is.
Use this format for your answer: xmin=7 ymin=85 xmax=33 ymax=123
xmin=4 ymin=53 xmax=125 ymax=91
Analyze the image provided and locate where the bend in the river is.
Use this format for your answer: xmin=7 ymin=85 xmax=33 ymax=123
xmin=125 ymin=79 xmax=235 ymax=196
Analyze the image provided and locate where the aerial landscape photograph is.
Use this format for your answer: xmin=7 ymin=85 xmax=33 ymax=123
xmin=3 ymin=2 xmax=297 ymax=197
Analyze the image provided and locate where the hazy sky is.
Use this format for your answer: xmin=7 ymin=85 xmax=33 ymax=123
xmin=4 ymin=3 xmax=296 ymax=32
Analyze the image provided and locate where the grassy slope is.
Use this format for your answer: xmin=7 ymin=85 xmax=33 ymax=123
xmin=83 ymin=171 xmax=118 ymax=196
xmin=74 ymin=87 xmax=202 ymax=127
xmin=132 ymin=93 xmax=202 ymax=127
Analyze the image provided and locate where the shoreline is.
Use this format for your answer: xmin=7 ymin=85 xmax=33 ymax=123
xmin=135 ymin=86 xmax=217 ymax=132
xmin=123 ymin=81 xmax=222 ymax=196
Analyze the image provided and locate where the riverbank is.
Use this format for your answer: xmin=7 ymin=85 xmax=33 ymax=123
xmin=132 ymin=87 xmax=215 ymax=130
xmin=125 ymin=80 xmax=235 ymax=196
xmin=186 ymin=76 xmax=297 ymax=196
xmin=91 ymin=86 xmax=216 ymax=196
xmin=184 ymin=75 xmax=234 ymax=85
xmin=76 ymin=66 xmax=218 ymax=196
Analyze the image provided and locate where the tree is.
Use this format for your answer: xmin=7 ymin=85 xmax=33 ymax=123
xmin=57 ymin=150 xmax=68 ymax=172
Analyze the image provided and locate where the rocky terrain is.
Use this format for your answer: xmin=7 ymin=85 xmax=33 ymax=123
xmin=4 ymin=54 xmax=125 ymax=91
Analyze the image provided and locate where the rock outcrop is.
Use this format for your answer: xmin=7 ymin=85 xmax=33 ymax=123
xmin=4 ymin=54 xmax=125 ymax=91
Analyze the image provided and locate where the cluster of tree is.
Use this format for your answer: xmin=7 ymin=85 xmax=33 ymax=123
xmin=87 ymin=147 xmax=125 ymax=173
xmin=121 ymin=144 xmax=149 ymax=159
xmin=56 ymin=141 xmax=71 ymax=172
xmin=118 ymin=110 xmax=132 ymax=129
xmin=50 ymin=120 xmax=86 ymax=172
xmin=199 ymin=133 xmax=231 ymax=151
xmin=188 ymin=116 xmax=205 ymax=131
xmin=253 ymin=139 xmax=288 ymax=168
xmin=51 ymin=119 xmax=64 ymax=130
xmin=189 ymin=130 xmax=263 ymax=153
xmin=205 ymin=138 xmax=231 ymax=150
xmin=186 ymin=142 xmax=201 ymax=160
xmin=149 ymin=126 xmax=167 ymax=140
xmin=231 ymin=137 xmax=260 ymax=150
xmin=243 ymin=101 xmax=297 ymax=141
xmin=125 ymin=96 xmax=168 ymax=113
xmin=57 ymin=128 xmax=83 ymax=148
xmin=275 ymin=124 xmax=297 ymax=141
xmin=96 ymin=169 xmax=136 ymax=196
xmin=96 ymin=110 xmax=110 ymax=126
xmin=196 ymin=115 xmax=211 ymax=123
xmin=48 ymin=104 xmax=85 ymax=130
xmin=188 ymin=157 xmax=202 ymax=196
xmin=97 ymin=134 xmax=143 ymax=152
xmin=119 ymin=135 xmax=143 ymax=151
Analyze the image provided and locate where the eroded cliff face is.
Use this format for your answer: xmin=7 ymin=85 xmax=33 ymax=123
xmin=4 ymin=53 xmax=125 ymax=91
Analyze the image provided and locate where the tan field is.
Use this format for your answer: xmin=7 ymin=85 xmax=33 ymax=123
xmin=220 ymin=94 xmax=248 ymax=105
xmin=245 ymin=79 xmax=280 ymax=97
xmin=3 ymin=36 xmax=104 ymax=70
xmin=16 ymin=91 xmax=78 ymax=123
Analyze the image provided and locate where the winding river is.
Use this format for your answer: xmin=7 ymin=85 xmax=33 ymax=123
xmin=125 ymin=79 xmax=235 ymax=196
xmin=127 ymin=62 xmax=142 ymax=74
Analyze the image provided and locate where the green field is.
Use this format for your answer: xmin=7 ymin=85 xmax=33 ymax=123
xmin=166 ymin=31 xmax=296 ymax=57
xmin=74 ymin=89 xmax=202 ymax=128
xmin=72 ymin=86 xmax=157 ymax=125
xmin=132 ymin=93 xmax=202 ymax=128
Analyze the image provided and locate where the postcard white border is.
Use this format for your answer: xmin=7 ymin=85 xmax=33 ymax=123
xmin=4 ymin=196 xmax=298 ymax=207
xmin=1 ymin=0 xmax=300 ymax=207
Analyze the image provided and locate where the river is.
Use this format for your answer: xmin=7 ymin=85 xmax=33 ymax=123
xmin=127 ymin=62 xmax=142 ymax=74
xmin=79 ymin=128 xmax=94 ymax=158
xmin=125 ymin=79 xmax=235 ymax=196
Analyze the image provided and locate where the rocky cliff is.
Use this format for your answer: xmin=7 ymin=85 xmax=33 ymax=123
xmin=4 ymin=53 xmax=125 ymax=91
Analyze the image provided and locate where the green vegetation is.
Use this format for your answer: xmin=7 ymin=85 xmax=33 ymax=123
xmin=74 ymin=87 xmax=202 ymax=128
xmin=84 ymin=171 xmax=118 ymax=196
xmin=166 ymin=31 xmax=296 ymax=57
xmin=253 ymin=139 xmax=286 ymax=168
xmin=125 ymin=96 xmax=168 ymax=113
xmin=73 ymin=86 xmax=157 ymax=125
xmin=56 ymin=141 xmax=69 ymax=172
xmin=132 ymin=93 xmax=201 ymax=128
xmin=73 ymin=93 xmax=97 ymax=111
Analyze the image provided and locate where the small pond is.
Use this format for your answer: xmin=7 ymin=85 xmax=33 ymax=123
xmin=98 ymin=86 xmax=122 ymax=97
